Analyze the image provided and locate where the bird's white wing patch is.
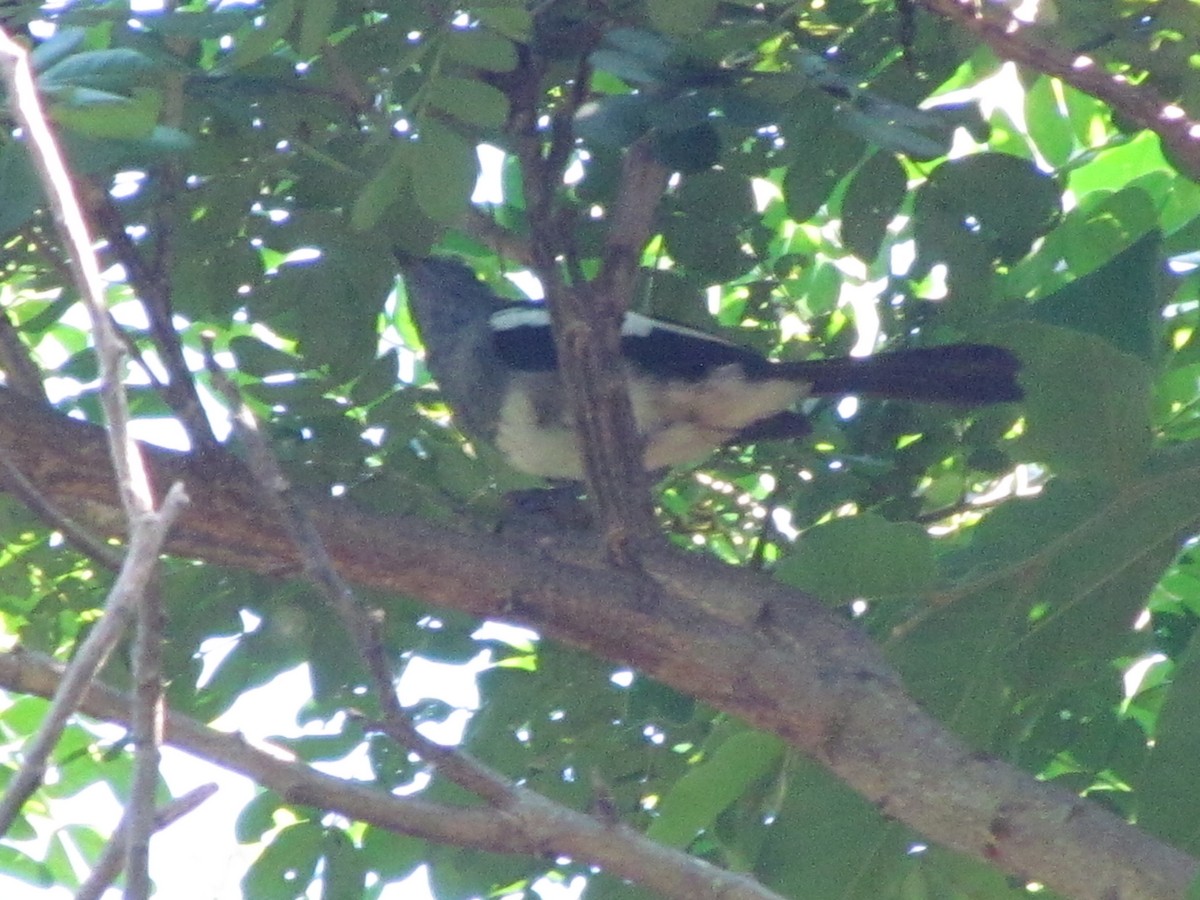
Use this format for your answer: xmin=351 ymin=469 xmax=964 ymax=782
xmin=491 ymin=306 xmax=550 ymax=331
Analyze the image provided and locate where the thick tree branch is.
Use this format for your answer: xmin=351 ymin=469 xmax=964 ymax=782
xmin=0 ymin=648 xmax=789 ymax=900
xmin=917 ymin=0 xmax=1200 ymax=178
xmin=0 ymin=387 xmax=1191 ymax=899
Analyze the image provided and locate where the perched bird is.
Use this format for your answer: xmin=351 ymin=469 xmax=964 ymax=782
xmin=403 ymin=257 xmax=1022 ymax=480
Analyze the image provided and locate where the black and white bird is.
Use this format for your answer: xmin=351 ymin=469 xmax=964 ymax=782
xmin=403 ymin=257 xmax=1022 ymax=480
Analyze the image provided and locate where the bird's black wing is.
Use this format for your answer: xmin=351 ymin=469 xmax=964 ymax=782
xmin=490 ymin=307 xmax=776 ymax=380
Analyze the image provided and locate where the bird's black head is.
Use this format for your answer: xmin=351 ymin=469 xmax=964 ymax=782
xmin=403 ymin=257 xmax=502 ymax=347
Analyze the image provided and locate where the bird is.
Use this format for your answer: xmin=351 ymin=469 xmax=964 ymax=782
xmin=403 ymin=257 xmax=1023 ymax=480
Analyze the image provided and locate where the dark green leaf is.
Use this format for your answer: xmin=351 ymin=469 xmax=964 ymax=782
xmin=426 ymin=75 xmax=509 ymax=129
xmin=1009 ymin=321 xmax=1152 ymax=481
xmin=840 ymin=152 xmax=907 ymax=261
xmin=38 ymin=48 xmax=159 ymax=92
xmin=351 ymin=142 xmax=410 ymax=231
xmin=31 ymin=28 xmax=87 ymax=72
xmin=222 ymin=0 xmax=298 ymax=70
xmin=914 ymin=153 xmax=1061 ymax=265
xmin=411 ymin=119 xmax=476 ymax=224
xmin=444 ymin=27 xmax=518 ymax=72
xmin=646 ymin=0 xmax=719 ymax=35
xmin=296 ymin=0 xmax=337 ymax=57
xmin=472 ymin=6 xmax=532 ymax=42
xmin=322 ymin=829 xmax=367 ymax=899
xmin=242 ymin=822 xmax=324 ymax=900
xmin=1138 ymin=631 xmax=1200 ymax=852
xmin=1031 ymin=229 xmax=1162 ymax=363
xmin=575 ymin=95 xmax=651 ymax=148
xmin=652 ymin=122 xmax=720 ymax=172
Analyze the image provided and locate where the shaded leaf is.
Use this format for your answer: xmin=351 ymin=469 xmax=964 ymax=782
xmin=776 ymin=514 xmax=936 ymax=603
xmin=841 ymin=152 xmax=907 ymax=261
xmin=411 ymin=119 xmax=476 ymax=224
xmin=647 ymin=730 xmax=784 ymax=848
xmin=1010 ymin=321 xmax=1152 ymax=481
xmin=426 ymin=75 xmax=509 ymax=129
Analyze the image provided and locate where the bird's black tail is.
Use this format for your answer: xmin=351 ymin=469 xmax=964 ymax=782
xmin=775 ymin=344 xmax=1023 ymax=405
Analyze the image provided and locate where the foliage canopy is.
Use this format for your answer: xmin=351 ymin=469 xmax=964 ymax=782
xmin=0 ymin=0 xmax=1198 ymax=898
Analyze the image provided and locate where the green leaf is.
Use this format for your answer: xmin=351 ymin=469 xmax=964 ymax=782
xmin=444 ymin=27 xmax=518 ymax=72
xmin=360 ymin=827 xmax=425 ymax=881
xmin=0 ymin=844 xmax=52 ymax=888
xmin=575 ymin=95 xmax=651 ymax=148
xmin=1031 ymin=228 xmax=1162 ymax=363
xmin=472 ymin=6 xmax=533 ymax=42
xmin=236 ymin=793 xmax=283 ymax=844
xmin=647 ymin=730 xmax=784 ymax=848
xmin=411 ymin=119 xmax=477 ymax=224
xmin=840 ymin=152 xmax=907 ymax=262
xmin=322 ymin=829 xmax=368 ymax=898
xmin=646 ymin=0 xmax=719 ymax=35
xmin=296 ymin=0 xmax=337 ymax=57
xmin=30 ymin=28 xmax=87 ymax=73
xmin=1059 ymin=186 xmax=1159 ymax=275
xmin=51 ymin=86 xmax=162 ymax=139
xmin=222 ymin=0 xmax=298 ymax=70
xmin=351 ymin=142 xmax=410 ymax=231
xmin=914 ymin=152 xmax=1061 ymax=266
xmin=230 ymin=335 xmax=301 ymax=378
xmin=652 ymin=122 xmax=720 ymax=173
xmin=1009 ymin=321 xmax=1152 ymax=481
xmin=1024 ymin=76 xmax=1074 ymax=168
xmin=38 ymin=48 xmax=158 ymax=92
xmin=757 ymin=756 xmax=913 ymax=898
xmin=242 ymin=822 xmax=324 ymax=900
xmin=775 ymin=514 xmax=937 ymax=603
xmin=1137 ymin=630 xmax=1200 ymax=852
xmin=426 ymin=75 xmax=509 ymax=129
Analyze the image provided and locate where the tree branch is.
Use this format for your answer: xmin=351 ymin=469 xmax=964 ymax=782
xmin=0 ymin=482 xmax=186 ymax=837
xmin=0 ymin=34 xmax=185 ymax=895
xmin=507 ymin=50 xmax=661 ymax=557
xmin=0 ymin=386 xmax=1191 ymax=899
xmin=205 ymin=351 xmax=519 ymax=807
xmin=75 ymin=783 xmax=218 ymax=900
xmin=85 ymin=192 xmax=220 ymax=455
xmin=916 ymin=0 xmax=1200 ymax=178
xmin=0 ymin=648 xmax=790 ymax=900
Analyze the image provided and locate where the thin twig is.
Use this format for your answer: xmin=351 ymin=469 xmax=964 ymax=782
xmin=0 ymin=447 xmax=122 ymax=571
xmin=74 ymin=783 xmax=219 ymax=900
xmin=508 ymin=47 xmax=661 ymax=558
xmin=0 ymin=32 xmax=185 ymax=896
xmin=87 ymin=194 xmax=220 ymax=455
xmin=126 ymin=574 xmax=164 ymax=900
xmin=0 ymin=483 xmax=188 ymax=837
xmin=0 ymin=29 xmax=153 ymax=521
xmin=204 ymin=346 xmax=517 ymax=807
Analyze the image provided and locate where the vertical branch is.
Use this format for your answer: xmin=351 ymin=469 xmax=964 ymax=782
xmin=0 ymin=29 xmax=184 ymax=899
xmin=508 ymin=46 xmax=661 ymax=558
xmin=125 ymin=573 xmax=165 ymax=900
